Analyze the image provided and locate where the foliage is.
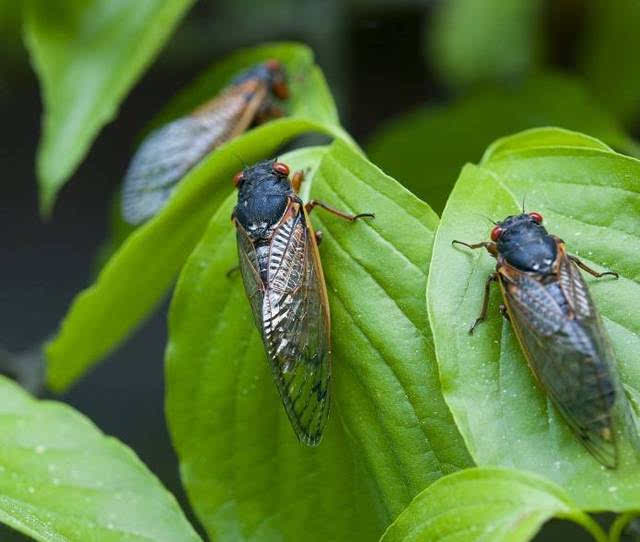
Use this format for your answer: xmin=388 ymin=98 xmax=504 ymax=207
xmin=24 ymin=0 xmax=197 ymax=215
xmin=45 ymin=43 xmax=352 ymax=392
xmin=381 ymin=468 xmax=608 ymax=542
xmin=166 ymin=140 xmax=471 ymax=541
xmin=8 ymin=1 xmax=640 ymax=540
xmin=428 ymin=128 xmax=640 ymax=512
xmin=366 ymin=73 xmax=640 ymax=214
xmin=0 ymin=376 xmax=200 ymax=542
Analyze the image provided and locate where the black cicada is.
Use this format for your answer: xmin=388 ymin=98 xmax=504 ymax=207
xmin=454 ymin=211 xmax=637 ymax=468
xmin=231 ymin=159 xmax=373 ymax=445
xmin=121 ymin=59 xmax=289 ymax=225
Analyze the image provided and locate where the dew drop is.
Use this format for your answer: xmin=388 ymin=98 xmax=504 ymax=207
xmin=35 ymin=445 xmax=46 ymax=454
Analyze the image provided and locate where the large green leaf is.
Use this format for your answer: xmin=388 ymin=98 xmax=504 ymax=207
xmin=166 ymin=140 xmax=472 ymax=541
xmin=428 ymin=0 xmax=542 ymax=88
xmin=46 ymin=43 xmax=352 ymax=392
xmin=366 ymin=73 xmax=640 ymax=214
xmin=380 ymin=467 xmax=607 ymax=542
xmin=428 ymin=127 xmax=640 ymax=510
xmin=24 ymin=0 xmax=196 ymax=215
xmin=0 ymin=375 xmax=200 ymax=542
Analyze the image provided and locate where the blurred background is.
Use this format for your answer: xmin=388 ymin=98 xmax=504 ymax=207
xmin=2 ymin=0 xmax=639 ymax=540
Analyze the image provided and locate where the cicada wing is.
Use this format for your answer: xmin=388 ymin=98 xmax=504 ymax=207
xmin=501 ymin=259 xmax=620 ymax=467
xmin=557 ymin=249 xmax=640 ymax=451
xmin=236 ymin=224 xmax=265 ymax=331
xmin=121 ymin=80 xmax=268 ymax=225
xmin=261 ymin=208 xmax=331 ymax=445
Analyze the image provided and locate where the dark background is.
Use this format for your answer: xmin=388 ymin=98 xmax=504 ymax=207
xmin=1 ymin=1 xmax=637 ymax=540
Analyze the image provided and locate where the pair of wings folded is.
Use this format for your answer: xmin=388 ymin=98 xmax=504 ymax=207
xmin=236 ymin=205 xmax=331 ymax=445
xmin=121 ymin=78 xmax=270 ymax=225
xmin=500 ymin=242 xmax=634 ymax=467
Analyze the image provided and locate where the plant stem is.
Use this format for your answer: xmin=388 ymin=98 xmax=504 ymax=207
xmin=609 ymin=512 xmax=639 ymax=542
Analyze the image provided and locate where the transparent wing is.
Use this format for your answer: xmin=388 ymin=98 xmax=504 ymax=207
xmin=262 ymin=209 xmax=331 ymax=445
xmin=122 ymin=81 xmax=267 ymax=225
xmin=236 ymin=224 xmax=265 ymax=331
xmin=502 ymin=252 xmax=622 ymax=467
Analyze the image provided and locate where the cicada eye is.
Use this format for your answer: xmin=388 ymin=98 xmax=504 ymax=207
xmin=272 ymin=162 xmax=290 ymax=176
xmin=265 ymin=58 xmax=281 ymax=71
xmin=232 ymin=171 xmax=244 ymax=188
xmin=490 ymin=225 xmax=503 ymax=242
xmin=529 ymin=212 xmax=543 ymax=224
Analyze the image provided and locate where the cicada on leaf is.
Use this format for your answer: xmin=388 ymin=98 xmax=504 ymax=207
xmin=121 ymin=60 xmax=289 ymax=225
xmin=454 ymin=211 xmax=639 ymax=468
xmin=231 ymin=159 xmax=373 ymax=445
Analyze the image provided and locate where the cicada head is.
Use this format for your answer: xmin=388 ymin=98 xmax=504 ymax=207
xmin=232 ymin=159 xmax=293 ymax=239
xmin=264 ymin=59 xmax=289 ymax=100
xmin=231 ymin=59 xmax=289 ymax=101
xmin=492 ymin=212 xmax=557 ymax=273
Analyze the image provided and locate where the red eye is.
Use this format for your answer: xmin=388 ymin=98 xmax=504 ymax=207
xmin=232 ymin=171 xmax=244 ymax=187
xmin=529 ymin=212 xmax=543 ymax=224
xmin=491 ymin=225 xmax=503 ymax=242
xmin=265 ymin=58 xmax=281 ymax=71
xmin=273 ymin=162 xmax=290 ymax=176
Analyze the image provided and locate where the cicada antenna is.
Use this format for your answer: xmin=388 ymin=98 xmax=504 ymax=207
xmin=230 ymin=150 xmax=248 ymax=170
xmin=472 ymin=212 xmax=498 ymax=225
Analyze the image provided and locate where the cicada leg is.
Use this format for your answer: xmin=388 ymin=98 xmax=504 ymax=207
xmin=255 ymin=99 xmax=285 ymax=124
xmin=469 ymin=273 xmax=499 ymax=335
xmin=291 ymin=170 xmax=304 ymax=193
xmin=314 ymin=230 xmax=323 ymax=245
xmin=569 ymin=255 xmax=619 ymax=279
xmin=499 ymin=304 xmax=510 ymax=322
xmin=452 ymin=239 xmax=497 ymax=256
xmin=305 ymin=200 xmax=375 ymax=222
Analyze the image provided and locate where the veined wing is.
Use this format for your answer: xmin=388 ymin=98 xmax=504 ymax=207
xmin=122 ymin=79 xmax=268 ymax=225
xmin=500 ymin=252 xmax=621 ymax=467
xmin=236 ymin=223 xmax=265 ymax=331
xmin=261 ymin=205 xmax=331 ymax=445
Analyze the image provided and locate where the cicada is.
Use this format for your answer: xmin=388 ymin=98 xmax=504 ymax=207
xmin=231 ymin=159 xmax=373 ymax=445
xmin=454 ymin=211 xmax=637 ymax=468
xmin=121 ymin=59 xmax=289 ymax=225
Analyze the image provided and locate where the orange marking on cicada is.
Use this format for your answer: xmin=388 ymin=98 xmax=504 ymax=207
xmin=232 ymin=171 xmax=244 ymax=188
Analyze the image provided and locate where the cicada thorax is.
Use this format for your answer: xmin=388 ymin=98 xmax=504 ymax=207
xmin=121 ymin=60 xmax=288 ymax=225
xmin=457 ymin=211 xmax=634 ymax=468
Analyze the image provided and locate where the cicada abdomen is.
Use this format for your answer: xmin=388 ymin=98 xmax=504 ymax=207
xmin=231 ymin=159 xmax=373 ymax=445
xmin=454 ymin=211 xmax=638 ymax=468
xmin=121 ymin=60 xmax=288 ymax=225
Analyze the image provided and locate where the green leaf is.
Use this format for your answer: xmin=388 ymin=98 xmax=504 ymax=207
xmin=366 ymin=73 xmax=640 ymax=214
xmin=380 ymin=467 xmax=607 ymax=542
xmin=24 ymin=0 xmax=197 ymax=216
xmin=45 ymin=43 xmax=352 ymax=392
xmin=166 ymin=140 xmax=472 ymax=541
xmin=428 ymin=0 xmax=542 ymax=88
xmin=428 ymin=127 xmax=640 ymax=511
xmin=0 ymin=375 xmax=200 ymax=542
xmin=581 ymin=0 xmax=640 ymax=125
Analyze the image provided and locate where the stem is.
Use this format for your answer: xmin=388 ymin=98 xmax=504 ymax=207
xmin=557 ymin=511 xmax=608 ymax=542
xmin=609 ymin=512 xmax=638 ymax=542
